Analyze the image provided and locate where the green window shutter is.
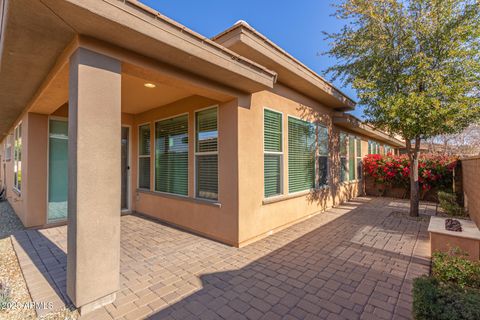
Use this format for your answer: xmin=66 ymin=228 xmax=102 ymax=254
xmin=264 ymin=109 xmax=283 ymax=197
xmin=264 ymin=109 xmax=282 ymax=152
xmin=155 ymin=115 xmax=188 ymax=196
xmin=349 ymin=135 xmax=355 ymax=181
xmin=138 ymin=124 xmax=150 ymax=189
xmin=288 ymin=117 xmax=315 ymax=193
xmin=196 ymin=108 xmax=218 ymax=200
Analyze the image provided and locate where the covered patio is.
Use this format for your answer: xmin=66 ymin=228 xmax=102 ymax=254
xmin=11 ymin=197 xmax=431 ymax=320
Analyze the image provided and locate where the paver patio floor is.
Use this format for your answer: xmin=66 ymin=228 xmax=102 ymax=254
xmin=12 ymin=197 xmax=431 ymax=320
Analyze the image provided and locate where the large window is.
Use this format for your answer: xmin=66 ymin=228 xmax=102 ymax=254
xmin=155 ymin=115 xmax=188 ymax=196
xmin=356 ymin=137 xmax=363 ymax=179
xmin=138 ymin=124 xmax=151 ymax=189
xmin=340 ymin=133 xmax=348 ymax=182
xmin=264 ymin=109 xmax=283 ymax=198
xmin=348 ymin=135 xmax=356 ymax=181
xmin=13 ymin=123 xmax=22 ymax=192
xmin=195 ymin=107 xmax=218 ymax=200
xmin=288 ymin=117 xmax=315 ymax=193
xmin=318 ymin=125 xmax=329 ymax=187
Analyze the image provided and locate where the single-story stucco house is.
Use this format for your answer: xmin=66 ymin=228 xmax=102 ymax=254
xmin=0 ymin=0 xmax=404 ymax=314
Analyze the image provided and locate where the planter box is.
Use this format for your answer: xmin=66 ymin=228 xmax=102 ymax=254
xmin=428 ymin=216 xmax=480 ymax=261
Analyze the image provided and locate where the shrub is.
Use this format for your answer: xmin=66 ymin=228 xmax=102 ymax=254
xmin=363 ymin=154 xmax=457 ymax=192
xmin=438 ymin=191 xmax=464 ymax=217
xmin=0 ymin=281 xmax=11 ymax=310
xmin=413 ymin=276 xmax=480 ymax=320
xmin=432 ymin=249 xmax=480 ymax=289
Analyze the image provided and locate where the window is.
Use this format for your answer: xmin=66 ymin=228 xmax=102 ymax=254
xmin=138 ymin=124 xmax=150 ymax=189
xmin=288 ymin=117 xmax=315 ymax=193
xmin=264 ymin=109 xmax=283 ymax=198
xmin=155 ymin=115 xmax=188 ymax=196
xmin=348 ymin=135 xmax=356 ymax=181
xmin=195 ymin=107 xmax=218 ymax=200
xmin=318 ymin=125 xmax=329 ymax=187
xmin=13 ymin=123 xmax=22 ymax=192
xmin=356 ymin=137 xmax=363 ymax=179
xmin=368 ymin=140 xmax=372 ymax=154
xmin=4 ymin=135 xmax=11 ymax=161
xmin=340 ymin=133 xmax=348 ymax=182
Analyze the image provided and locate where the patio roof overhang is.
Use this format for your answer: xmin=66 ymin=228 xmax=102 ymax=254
xmin=0 ymin=0 xmax=277 ymax=137
xmin=333 ymin=112 xmax=405 ymax=148
xmin=212 ymin=21 xmax=356 ymax=112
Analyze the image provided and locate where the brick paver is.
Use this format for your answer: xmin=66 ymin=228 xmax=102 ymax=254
xmin=11 ymin=197 xmax=431 ymax=319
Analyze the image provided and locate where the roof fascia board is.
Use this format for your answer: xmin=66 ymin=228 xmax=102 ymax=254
xmin=333 ymin=115 xmax=404 ymax=147
xmin=213 ymin=23 xmax=356 ymax=108
xmin=52 ymin=0 xmax=277 ymax=89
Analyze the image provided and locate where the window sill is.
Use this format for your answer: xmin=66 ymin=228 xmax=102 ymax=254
xmin=136 ymin=189 xmax=221 ymax=208
xmin=263 ymin=187 xmax=330 ymax=205
xmin=12 ymin=188 xmax=21 ymax=197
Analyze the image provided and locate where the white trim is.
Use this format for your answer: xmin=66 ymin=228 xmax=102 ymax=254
xmin=263 ymin=107 xmax=284 ymax=199
xmin=194 ymin=105 xmax=219 ymax=201
xmin=154 ymin=112 xmax=189 ymax=124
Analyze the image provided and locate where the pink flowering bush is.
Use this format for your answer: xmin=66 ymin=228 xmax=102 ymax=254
xmin=363 ymin=153 xmax=457 ymax=193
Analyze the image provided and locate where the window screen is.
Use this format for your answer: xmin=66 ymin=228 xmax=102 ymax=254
xmin=318 ymin=125 xmax=329 ymax=187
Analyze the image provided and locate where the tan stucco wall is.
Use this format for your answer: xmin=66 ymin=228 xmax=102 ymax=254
xmin=462 ymin=157 xmax=480 ymax=228
xmin=236 ymin=84 xmax=367 ymax=246
xmin=0 ymin=112 xmax=48 ymax=228
xmin=131 ymin=95 xmax=239 ymax=246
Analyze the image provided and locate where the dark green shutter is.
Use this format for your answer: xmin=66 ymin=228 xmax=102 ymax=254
xmin=288 ymin=117 xmax=315 ymax=193
xmin=196 ymin=108 xmax=218 ymax=200
xmin=155 ymin=115 xmax=188 ymax=195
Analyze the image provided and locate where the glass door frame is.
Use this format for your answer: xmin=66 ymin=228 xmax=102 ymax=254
xmin=47 ymin=116 xmax=68 ymax=224
xmin=121 ymin=125 xmax=132 ymax=213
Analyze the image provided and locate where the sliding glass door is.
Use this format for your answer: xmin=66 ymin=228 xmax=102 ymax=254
xmin=48 ymin=119 xmax=68 ymax=223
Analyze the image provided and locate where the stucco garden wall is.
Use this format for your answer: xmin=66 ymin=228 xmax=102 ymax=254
xmin=462 ymin=156 xmax=480 ymax=228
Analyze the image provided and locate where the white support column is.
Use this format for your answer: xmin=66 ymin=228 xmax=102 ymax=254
xmin=67 ymin=47 xmax=121 ymax=314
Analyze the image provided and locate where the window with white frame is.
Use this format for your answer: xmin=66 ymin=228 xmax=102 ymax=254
xmin=155 ymin=114 xmax=189 ymax=196
xmin=356 ymin=137 xmax=363 ymax=179
xmin=195 ymin=107 xmax=218 ymax=200
xmin=318 ymin=125 xmax=329 ymax=187
xmin=340 ymin=132 xmax=348 ymax=182
xmin=264 ymin=109 xmax=283 ymax=198
xmin=288 ymin=117 xmax=316 ymax=193
xmin=348 ymin=135 xmax=356 ymax=181
xmin=13 ymin=123 xmax=22 ymax=192
xmin=138 ymin=124 xmax=150 ymax=189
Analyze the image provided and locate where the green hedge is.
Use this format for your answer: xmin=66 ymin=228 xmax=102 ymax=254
xmin=413 ymin=276 xmax=480 ymax=320
xmin=413 ymin=250 xmax=480 ymax=319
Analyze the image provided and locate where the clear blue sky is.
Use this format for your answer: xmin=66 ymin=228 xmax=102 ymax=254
xmin=139 ymin=0 xmax=364 ymax=119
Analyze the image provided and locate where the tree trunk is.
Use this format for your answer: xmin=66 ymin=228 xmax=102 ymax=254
xmin=407 ymin=138 xmax=421 ymax=217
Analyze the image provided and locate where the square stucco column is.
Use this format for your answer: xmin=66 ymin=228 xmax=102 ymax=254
xmin=67 ymin=48 xmax=121 ymax=314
